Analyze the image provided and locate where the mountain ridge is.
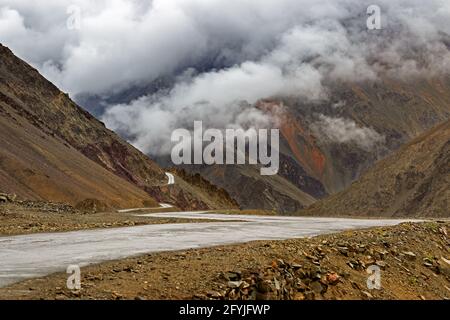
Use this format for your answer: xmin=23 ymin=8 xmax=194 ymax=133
xmin=302 ymin=119 xmax=450 ymax=217
xmin=0 ymin=44 xmax=237 ymax=210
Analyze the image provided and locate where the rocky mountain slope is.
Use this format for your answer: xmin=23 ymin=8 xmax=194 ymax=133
xmin=304 ymin=120 xmax=450 ymax=217
xmin=0 ymin=44 xmax=237 ymax=210
xmin=184 ymin=78 xmax=450 ymax=212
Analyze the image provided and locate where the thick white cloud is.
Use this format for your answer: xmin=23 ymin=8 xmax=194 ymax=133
xmin=0 ymin=0 xmax=449 ymax=155
xmin=311 ymin=115 xmax=385 ymax=151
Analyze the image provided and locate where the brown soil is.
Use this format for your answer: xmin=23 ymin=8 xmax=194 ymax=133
xmin=0 ymin=202 xmax=216 ymax=236
xmin=1 ymin=221 xmax=448 ymax=300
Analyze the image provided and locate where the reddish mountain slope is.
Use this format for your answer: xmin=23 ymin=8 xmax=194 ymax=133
xmin=189 ymin=78 xmax=450 ymax=212
xmin=304 ymin=120 xmax=450 ymax=217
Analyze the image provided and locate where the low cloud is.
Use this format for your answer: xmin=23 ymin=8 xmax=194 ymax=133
xmin=0 ymin=0 xmax=449 ymax=155
xmin=311 ymin=114 xmax=385 ymax=151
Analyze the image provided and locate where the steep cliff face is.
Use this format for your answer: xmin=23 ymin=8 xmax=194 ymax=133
xmin=0 ymin=44 xmax=237 ymax=210
xmin=304 ymin=120 xmax=450 ymax=217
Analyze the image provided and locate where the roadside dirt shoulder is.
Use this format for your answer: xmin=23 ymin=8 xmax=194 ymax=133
xmin=1 ymin=221 xmax=448 ymax=300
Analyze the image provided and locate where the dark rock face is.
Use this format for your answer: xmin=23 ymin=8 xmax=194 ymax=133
xmin=278 ymin=152 xmax=328 ymax=199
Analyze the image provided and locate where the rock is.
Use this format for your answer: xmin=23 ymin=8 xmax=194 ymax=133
xmin=71 ymin=290 xmax=81 ymax=297
xmin=224 ymin=271 xmax=241 ymax=281
xmin=361 ymin=291 xmax=373 ymax=299
xmin=134 ymin=296 xmax=146 ymax=300
xmin=273 ymin=278 xmax=281 ymax=290
xmin=297 ymin=270 xmax=308 ymax=279
xmin=276 ymin=259 xmax=286 ymax=268
xmin=206 ymin=291 xmax=222 ymax=299
xmin=403 ymin=251 xmax=417 ymax=261
xmin=240 ymin=281 xmax=250 ymax=289
xmin=338 ymin=247 xmax=349 ymax=256
xmin=304 ymin=291 xmax=315 ymax=300
xmin=310 ymin=281 xmax=324 ymax=294
xmin=293 ymin=292 xmax=305 ymax=300
xmin=442 ymin=257 xmax=450 ymax=266
xmin=326 ymin=273 xmax=340 ymax=285
xmin=376 ymin=261 xmax=387 ymax=269
xmin=347 ymin=260 xmax=363 ymax=270
xmin=351 ymin=281 xmax=361 ymax=290
xmin=256 ymin=280 xmax=271 ymax=294
xmin=438 ymin=258 xmax=450 ymax=277
xmin=227 ymin=281 xmax=242 ymax=289
xmin=0 ymin=193 xmax=16 ymax=203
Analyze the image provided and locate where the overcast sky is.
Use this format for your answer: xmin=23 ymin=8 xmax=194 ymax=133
xmin=1 ymin=0 xmax=449 ymax=154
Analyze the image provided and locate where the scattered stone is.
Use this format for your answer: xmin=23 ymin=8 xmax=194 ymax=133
xmin=227 ymin=281 xmax=242 ymax=289
xmin=361 ymin=291 xmax=373 ymax=299
xmin=224 ymin=271 xmax=241 ymax=281
xmin=0 ymin=193 xmax=16 ymax=203
xmin=338 ymin=247 xmax=349 ymax=256
xmin=206 ymin=291 xmax=222 ymax=299
xmin=403 ymin=252 xmax=417 ymax=261
xmin=326 ymin=273 xmax=340 ymax=285
xmin=310 ymin=281 xmax=324 ymax=294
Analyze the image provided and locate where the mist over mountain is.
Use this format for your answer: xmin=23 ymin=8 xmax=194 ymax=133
xmin=1 ymin=0 xmax=449 ymax=156
xmin=2 ymin=0 xmax=449 ymax=212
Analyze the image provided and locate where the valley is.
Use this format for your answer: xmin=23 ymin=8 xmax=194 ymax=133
xmin=0 ymin=2 xmax=449 ymax=302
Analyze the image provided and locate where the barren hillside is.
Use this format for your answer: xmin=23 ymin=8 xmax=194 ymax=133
xmin=304 ymin=120 xmax=450 ymax=217
xmin=0 ymin=44 xmax=237 ymax=210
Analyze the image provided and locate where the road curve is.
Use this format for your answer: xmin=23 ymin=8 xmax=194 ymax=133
xmin=0 ymin=211 xmax=417 ymax=287
xmin=165 ymin=172 xmax=175 ymax=185
xmin=117 ymin=203 xmax=173 ymax=213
